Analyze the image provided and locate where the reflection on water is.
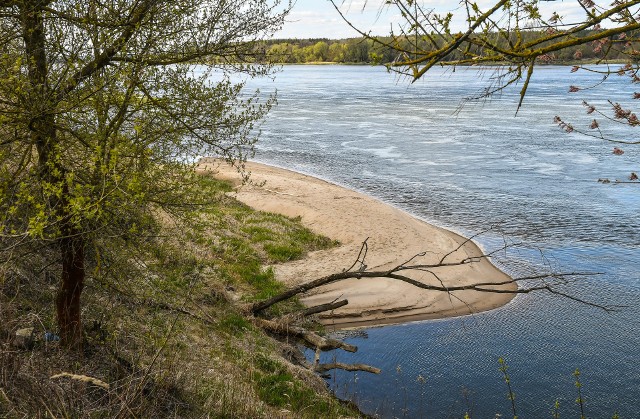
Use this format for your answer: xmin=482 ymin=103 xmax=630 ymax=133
xmin=223 ymin=65 xmax=639 ymax=417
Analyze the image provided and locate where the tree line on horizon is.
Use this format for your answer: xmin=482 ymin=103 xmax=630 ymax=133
xmin=260 ymin=31 xmax=639 ymax=64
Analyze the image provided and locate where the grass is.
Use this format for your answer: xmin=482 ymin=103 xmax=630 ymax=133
xmin=0 ymin=173 xmax=357 ymax=418
xmin=253 ymin=353 xmax=344 ymax=416
xmin=263 ymin=243 xmax=303 ymax=262
xmin=217 ymin=313 xmax=252 ymax=336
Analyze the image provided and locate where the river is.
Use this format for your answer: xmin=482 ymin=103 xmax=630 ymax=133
xmin=233 ymin=65 xmax=639 ymax=418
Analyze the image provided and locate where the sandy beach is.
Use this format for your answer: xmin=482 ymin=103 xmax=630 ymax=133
xmin=198 ymin=159 xmax=516 ymax=328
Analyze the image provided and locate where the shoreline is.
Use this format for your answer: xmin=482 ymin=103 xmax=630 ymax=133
xmin=267 ymin=61 xmax=617 ymax=67
xmin=198 ymin=159 xmax=517 ymax=328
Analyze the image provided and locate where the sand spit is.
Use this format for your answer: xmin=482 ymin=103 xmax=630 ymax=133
xmin=198 ymin=159 xmax=516 ymax=328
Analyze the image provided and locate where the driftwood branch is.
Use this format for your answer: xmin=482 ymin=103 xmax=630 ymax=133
xmin=254 ymin=318 xmax=357 ymax=353
xmin=251 ymin=271 xmax=362 ymax=314
xmin=50 ymin=373 xmax=110 ymax=390
xmin=315 ymin=362 xmax=381 ymax=374
xmin=251 ymin=239 xmax=367 ymax=315
xmin=282 ymin=344 xmax=381 ymax=376
xmin=254 ymin=318 xmax=381 ymax=374
xmin=301 ymin=299 xmax=349 ymax=316
xmin=250 ymin=227 xmax=614 ymax=315
xmin=252 ymin=265 xmax=607 ymax=315
xmin=251 ymin=234 xmax=612 ymax=379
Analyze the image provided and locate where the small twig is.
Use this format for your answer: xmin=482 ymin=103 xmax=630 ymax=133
xmin=146 ymin=300 xmax=216 ymax=325
xmin=50 ymin=373 xmax=110 ymax=390
xmin=437 ymin=226 xmax=496 ymax=265
xmin=346 ymin=238 xmax=369 ymax=272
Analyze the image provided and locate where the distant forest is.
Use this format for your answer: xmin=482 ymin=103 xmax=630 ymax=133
xmin=260 ymin=33 xmax=637 ymax=64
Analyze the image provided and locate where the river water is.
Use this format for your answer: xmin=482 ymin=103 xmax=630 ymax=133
xmin=236 ymin=65 xmax=639 ymax=418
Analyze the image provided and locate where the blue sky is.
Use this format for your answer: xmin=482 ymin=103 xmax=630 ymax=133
xmin=277 ymin=0 xmax=586 ymax=39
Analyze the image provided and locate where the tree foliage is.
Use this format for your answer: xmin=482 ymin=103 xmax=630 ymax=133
xmin=0 ymin=0 xmax=289 ymax=347
xmin=261 ymin=37 xmax=398 ymax=64
xmin=263 ymin=32 xmax=636 ymax=65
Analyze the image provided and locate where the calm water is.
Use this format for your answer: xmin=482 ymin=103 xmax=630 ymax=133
xmin=236 ymin=65 xmax=639 ymax=418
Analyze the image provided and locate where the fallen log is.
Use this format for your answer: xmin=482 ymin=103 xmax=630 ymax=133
xmin=254 ymin=318 xmax=357 ymax=353
xmin=302 ymin=299 xmax=349 ymax=316
xmin=315 ymin=362 xmax=381 ymax=374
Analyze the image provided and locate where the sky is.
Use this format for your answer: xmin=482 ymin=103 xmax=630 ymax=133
xmin=276 ymin=0 xmax=402 ymax=39
xmin=276 ymin=0 xmax=588 ymax=39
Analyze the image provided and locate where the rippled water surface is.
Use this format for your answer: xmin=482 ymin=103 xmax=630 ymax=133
xmin=231 ymin=65 xmax=639 ymax=417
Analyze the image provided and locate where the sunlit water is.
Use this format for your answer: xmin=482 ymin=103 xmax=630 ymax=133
xmin=220 ymin=65 xmax=640 ymax=417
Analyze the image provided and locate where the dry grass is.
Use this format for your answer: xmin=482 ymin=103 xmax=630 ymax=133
xmin=0 ymin=176 xmax=360 ymax=418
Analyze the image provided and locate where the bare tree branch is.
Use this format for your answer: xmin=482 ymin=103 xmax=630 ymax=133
xmin=252 ymin=238 xmax=611 ymax=315
xmin=56 ymin=0 xmax=157 ymax=100
xmin=283 ymin=343 xmax=381 ymax=376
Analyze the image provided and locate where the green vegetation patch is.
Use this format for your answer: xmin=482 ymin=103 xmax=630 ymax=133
xmin=263 ymin=243 xmax=303 ymax=262
xmin=0 ymin=174 xmax=352 ymax=418
xmin=217 ymin=313 xmax=252 ymax=336
xmin=253 ymin=354 xmax=346 ymax=416
xmin=193 ymin=178 xmax=335 ymax=302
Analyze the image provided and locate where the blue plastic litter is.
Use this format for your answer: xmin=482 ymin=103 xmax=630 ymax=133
xmin=44 ymin=332 xmax=60 ymax=342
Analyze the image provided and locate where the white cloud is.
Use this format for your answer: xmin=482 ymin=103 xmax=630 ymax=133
xmin=276 ymin=0 xmax=622 ymax=39
xmin=274 ymin=0 xmax=395 ymax=38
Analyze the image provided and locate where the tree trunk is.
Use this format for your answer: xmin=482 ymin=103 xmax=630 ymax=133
xmin=21 ymin=2 xmax=87 ymax=349
xmin=56 ymin=234 xmax=85 ymax=349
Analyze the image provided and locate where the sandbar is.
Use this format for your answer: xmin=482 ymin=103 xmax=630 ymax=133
xmin=198 ymin=159 xmax=516 ymax=328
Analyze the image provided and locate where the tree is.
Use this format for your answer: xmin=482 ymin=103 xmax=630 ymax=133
xmin=312 ymin=41 xmax=329 ymax=61
xmin=328 ymin=42 xmax=347 ymax=62
xmin=267 ymin=42 xmax=294 ymax=63
xmin=344 ymin=37 xmax=371 ymax=62
xmin=0 ymin=0 xmax=290 ymax=348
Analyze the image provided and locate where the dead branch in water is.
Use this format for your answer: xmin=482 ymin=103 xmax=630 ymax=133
xmin=252 ymin=238 xmax=608 ymax=316
xmin=254 ymin=318 xmax=357 ymax=353
xmin=315 ymin=362 xmax=381 ymax=375
xmin=252 ymin=235 xmax=610 ymax=377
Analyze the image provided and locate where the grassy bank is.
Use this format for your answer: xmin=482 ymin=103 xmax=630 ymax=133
xmin=0 ymin=173 xmax=360 ymax=418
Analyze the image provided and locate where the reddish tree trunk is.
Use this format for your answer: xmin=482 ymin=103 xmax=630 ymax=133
xmin=56 ymin=235 xmax=85 ymax=349
xmin=21 ymin=3 xmax=87 ymax=350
